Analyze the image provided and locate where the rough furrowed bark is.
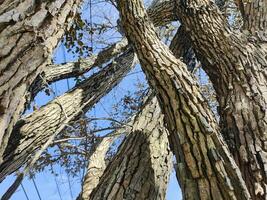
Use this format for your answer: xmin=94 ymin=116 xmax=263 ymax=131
xmin=174 ymin=0 xmax=267 ymax=198
xmin=117 ymin=0 xmax=251 ymax=199
xmin=147 ymin=0 xmax=177 ymax=27
xmin=237 ymin=0 xmax=267 ymax=43
xmin=0 ymin=0 xmax=82 ymax=164
xmin=77 ymin=137 xmax=114 ymax=200
xmin=90 ymin=96 xmax=172 ymax=200
xmin=169 ymin=25 xmax=198 ymax=72
xmin=0 ymin=50 xmax=136 ymax=182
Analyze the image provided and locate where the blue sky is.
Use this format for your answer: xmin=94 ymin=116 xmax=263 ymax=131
xmin=0 ymin=168 xmax=181 ymax=200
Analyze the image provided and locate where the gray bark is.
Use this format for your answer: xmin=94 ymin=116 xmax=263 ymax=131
xmin=0 ymin=0 xmax=180 ymax=181
xmin=30 ymin=39 xmax=129 ymax=99
xmin=147 ymin=0 xmax=267 ymax=198
xmin=30 ymin=1 xmax=178 ymax=98
xmin=237 ymin=0 xmax=267 ymax=43
xmin=90 ymin=96 xmax=172 ymax=200
xmin=77 ymin=137 xmax=114 ymax=200
xmin=0 ymin=0 xmax=82 ymax=164
xmin=173 ymin=0 xmax=267 ymax=198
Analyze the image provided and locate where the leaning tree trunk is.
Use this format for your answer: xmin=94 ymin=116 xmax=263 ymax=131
xmin=77 ymin=114 xmax=134 ymax=200
xmin=172 ymin=0 xmax=267 ymax=198
xmin=90 ymin=96 xmax=172 ymax=200
xmin=117 ymin=0 xmax=251 ymax=199
xmin=0 ymin=0 xmax=82 ymax=163
xmin=77 ymin=137 xmax=114 ymax=200
xmin=0 ymin=50 xmax=136 ymax=181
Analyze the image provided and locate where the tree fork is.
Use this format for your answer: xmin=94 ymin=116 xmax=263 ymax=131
xmin=173 ymin=0 xmax=267 ymax=197
xmin=29 ymin=0 xmax=178 ymax=99
xmin=0 ymin=1 xmax=180 ymax=181
xmin=117 ymin=0 xmax=250 ymax=199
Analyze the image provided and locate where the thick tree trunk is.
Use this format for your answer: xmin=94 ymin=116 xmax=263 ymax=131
xmin=77 ymin=137 xmax=114 ymax=200
xmin=173 ymin=0 xmax=267 ymax=198
xmin=238 ymin=0 xmax=267 ymax=43
xmin=0 ymin=51 xmax=136 ymax=181
xmin=0 ymin=0 xmax=82 ymax=163
xmin=90 ymin=96 xmax=172 ymax=200
xmin=117 ymin=0 xmax=251 ymax=199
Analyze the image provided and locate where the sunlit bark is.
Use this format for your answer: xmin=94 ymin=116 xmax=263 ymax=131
xmin=90 ymin=96 xmax=172 ymax=200
xmin=173 ymin=0 xmax=267 ymax=197
xmin=0 ymin=0 xmax=82 ymax=163
xmin=77 ymin=137 xmax=114 ymax=200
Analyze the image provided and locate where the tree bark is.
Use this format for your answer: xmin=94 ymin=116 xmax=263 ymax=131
xmin=173 ymin=0 xmax=267 ymax=198
xmin=117 ymin=0 xmax=251 ymax=199
xmin=30 ymin=39 xmax=129 ymax=99
xmin=90 ymin=96 xmax=172 ymax=200
xmin=0 ymin=0 xmax=82 ymax=163
xmin=77 ymin=137 xmax=114 ymax=200
xmin=169 ymin=25 xmax=197 ymax=72
xmin=237 ymin=0 xmax=267 ymax=43
xmin=0 ymin=50 xmax=136 ymax=181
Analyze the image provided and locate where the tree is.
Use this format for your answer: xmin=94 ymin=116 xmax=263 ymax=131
xmin=77 ymin=137 xmax=114 ymax=200
xmin=90 ymin=96 xmax=172 ymax=200
xmin=0 ymin=0 xmax=266 ymax=199
xmin=0 ymin=0 xmax=83 ymax=163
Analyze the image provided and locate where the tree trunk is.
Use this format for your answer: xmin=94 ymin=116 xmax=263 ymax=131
xmin=90 ymin=96 xmax=172 ymax=200
xmin=239 ymin=0 xmax=267 ymax=44
xmin=173 ymin=0 xmax=267 ymax=198
xmin=0 ymin=50 xmax=136 ymax=181
xmin=77 ymin=137 xmax=114 ymax=200
xmin=0 ymin=0 xmax=82 ymax=163
xmin=117 ymin=0 xmax=251 ymax=199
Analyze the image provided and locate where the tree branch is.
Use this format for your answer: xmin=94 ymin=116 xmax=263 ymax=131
xmin=30 ymin=0 xmax=179 ymax=98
